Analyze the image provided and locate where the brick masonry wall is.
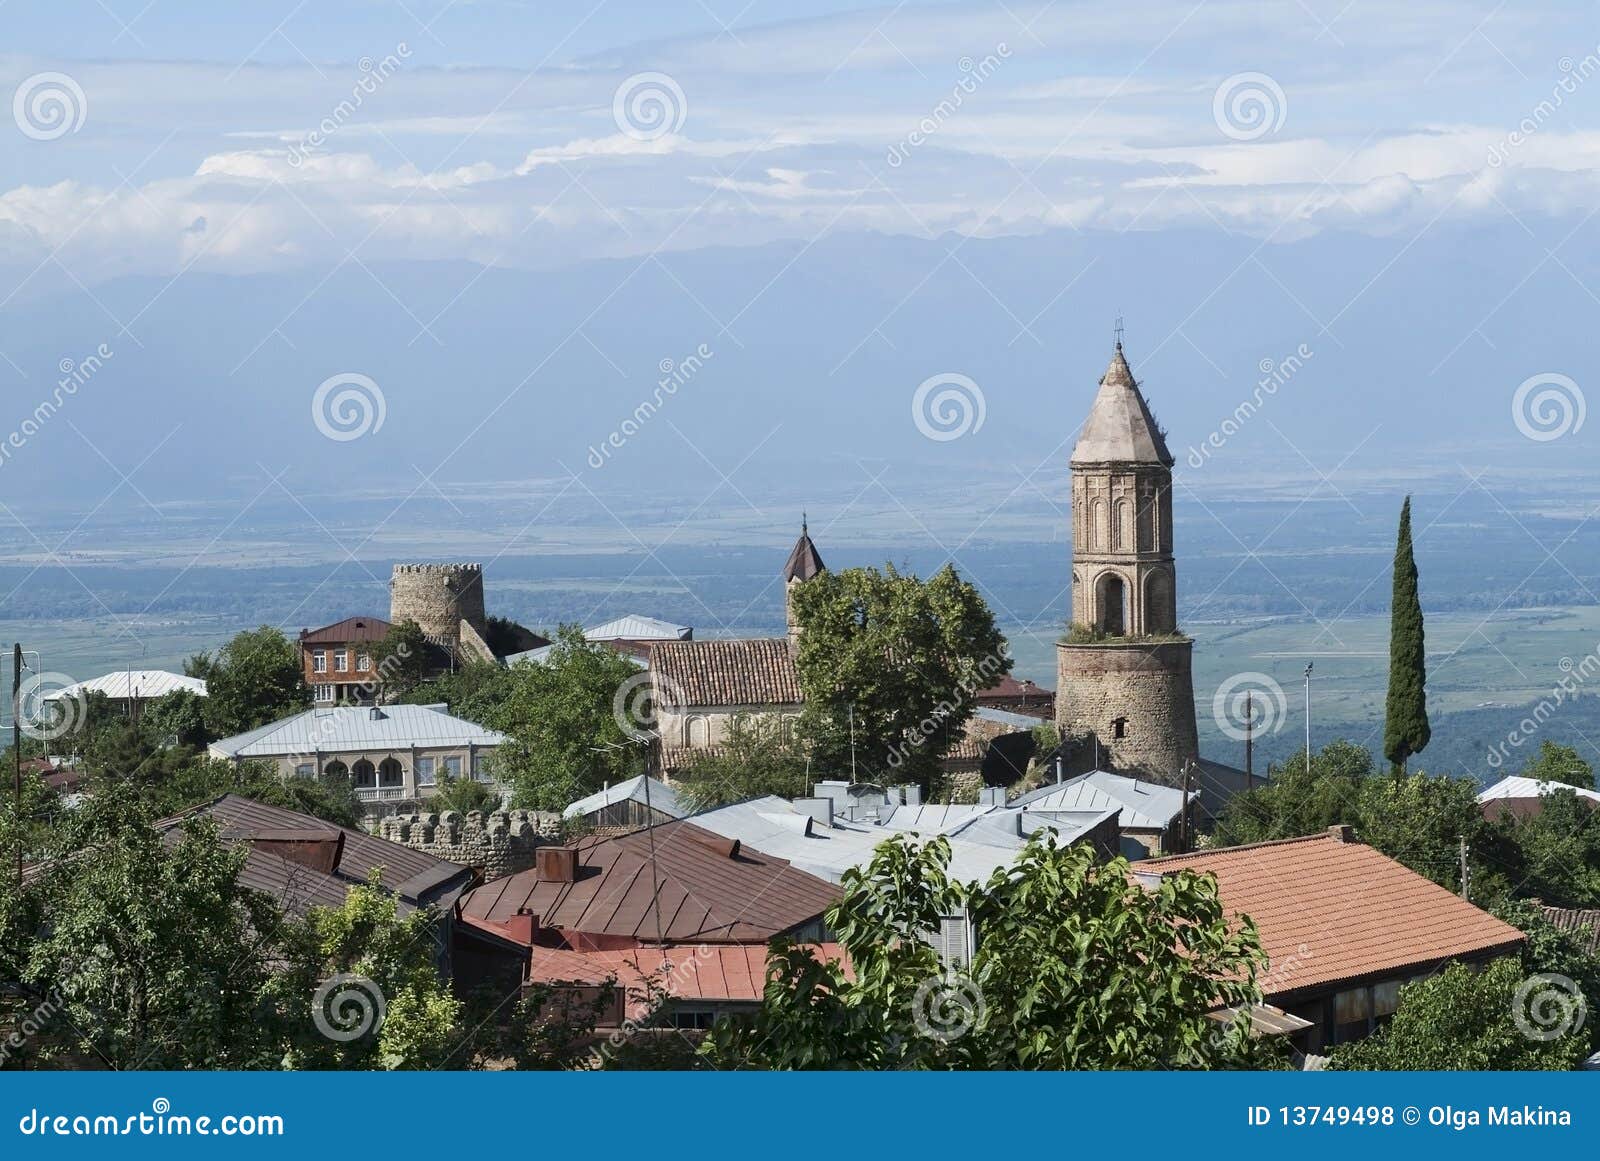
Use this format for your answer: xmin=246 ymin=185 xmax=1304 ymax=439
xmin=379 ymin=809 xmax=561 ymax=880
xmin=1055 ymin=639 xmax=1199 ymax=787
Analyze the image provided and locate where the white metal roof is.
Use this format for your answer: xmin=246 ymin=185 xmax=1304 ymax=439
xmin=1013 ymin=770 xmax=1187 ymax=831
xmin=46 ymin=670 xmax=207 ymax=701
xmin=209 ymin=703 xmax=504 ymax=759
xmin=689 ymin=796 xmax=1118 ymax=885
xmin=585 ymin=614 xmax=691 ymax=641
xmin=562 ymin=775 xmax=685 ymax=820
xmin=1477 ymin=775 xmax=1600 ymax=806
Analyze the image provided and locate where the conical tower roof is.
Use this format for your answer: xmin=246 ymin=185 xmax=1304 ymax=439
xmin=1070 ymin=343 xmax=1173 ymax=467
xmin=782 ymin=515 xmax=826 ymax=582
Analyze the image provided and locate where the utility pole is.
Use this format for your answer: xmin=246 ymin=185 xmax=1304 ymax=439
xmin=847 ymin=704 xmax=857 ymax=783
xmin=13 ymin=643 xmax=22 ymax=888
xmin=1459 ymin=837 xmax=1470 ymax=901
xmin=1243 ymin=689 xmax=1254 ymax=784
xmin=1303 ymin=662 xmax=1314 ymax=777
xmin=1180 ymin=759 xmax=1194 ymax=853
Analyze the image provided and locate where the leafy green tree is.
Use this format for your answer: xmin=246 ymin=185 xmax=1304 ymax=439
xmin=372 ymin=619 xmax=432 ymax=701
xmin=1212 ymin=741 xmax=1374 ymax=847
xmin=1490 ymin=787 xmax=1600 ymax=909
xmin=1383 ymin=496 xmax=1430 ymax=773
xmin=791 ymin=564 xmax=1009 ymax=788
xmin=1357 ymin=770 xmax=1484 ymax=892
xmin=202 ymin=626 xmax=310 ymax=738
xmin=676 ymin=714 xmax=810 ymax=812
xmin=269 ymin=875 xmax=463 ymax=1070
xmin=487 ymin=625 xmax=645 ymax=810
xmin=703 ymin=833 xmax=1267 ymax=1070
xmin=431 ymin=774 xmax=499 ymax=814
xmin=1518 ymin=741 xmax=1595 ymax=790
xmin=1329 ymin=957 xmax=1586 ymax=1071
xmin=142 ymin=687 xmax=209 ymax=748
xmin=17 ymin=792 xmax=283 ymax=1069
xmin=407 ymin=660 xmax=514 ymax=724
xmin=1494 ymin=899 xmax=1600 ymax=1052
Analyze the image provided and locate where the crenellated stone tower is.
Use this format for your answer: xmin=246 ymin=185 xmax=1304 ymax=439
xmin=389 ymin=562 xmax=495 ymax=664
xmin=1056 ymin=340 xmax=1198 ymax=785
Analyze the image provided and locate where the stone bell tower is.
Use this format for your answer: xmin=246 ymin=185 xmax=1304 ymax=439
xmin=1056 ymin=339 xmax=1198 ymax=785
xmin=782 ymin=515 xmax=826 ymax=644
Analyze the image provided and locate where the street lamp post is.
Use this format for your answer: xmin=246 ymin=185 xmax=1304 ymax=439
xmin=1303 ymin=661 xmax=1314 ymax=777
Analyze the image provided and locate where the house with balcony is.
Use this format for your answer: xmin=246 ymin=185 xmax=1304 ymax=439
xmin=207 ymin=702 xmax=506 ymax=809
xmin=298 ymin=615 xmax=394 ymax=705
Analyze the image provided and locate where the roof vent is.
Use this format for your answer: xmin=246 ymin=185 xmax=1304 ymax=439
xmin=535 ymin=846 xmax=580 ymax=882
xmin=369 ymin=706 xmax=386 ymax=721
xmin=689 ymin=832 xmax=742 ymax=859
xmin=1327 ymin=824 xmax=1355 ymax=843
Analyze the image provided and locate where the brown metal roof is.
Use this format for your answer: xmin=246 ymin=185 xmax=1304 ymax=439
xmin=782 ymin=521 xmax=826 ymax=582
xmin=458 ymin=820 xmax=839 ymax=944
xmin=161 ymin=794 xmax=473 ymax=916
xmin=299 ymin=616 xmax=392 ymax=644
xmin=649 ymin=638 xmax=802 ymax=708
xmin=1145 ymin=829 xmax=1525 ymax=999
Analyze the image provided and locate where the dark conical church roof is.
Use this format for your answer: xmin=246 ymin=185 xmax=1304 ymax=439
xmin=782 ymin=516 xmax=826 ymax=582
xmin=1070 ymin=343 xmax=1174 ymax=467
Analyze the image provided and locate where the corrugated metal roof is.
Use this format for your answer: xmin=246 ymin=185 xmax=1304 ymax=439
xmin=1478 ymin=775 xmax=1600 ymax=806
xmin=47 ymin=670 xmax=207 ymax=701
xmin=159 ymin=794 xmax=473 ymax=915
xmin=563 ymin=776 xmax=685 ymax=820
xmin=298 ymin=616 xmax=391 ymax=644
xmin=208 ymin=703 xmax=504 ymax=758
xmin=586 ymin=614 xmax=692 ymax=641
xmin=458 ymin=819 xmax=839 ymax=944
xmin=1013 ymin=771 xmax=1186 ymax=831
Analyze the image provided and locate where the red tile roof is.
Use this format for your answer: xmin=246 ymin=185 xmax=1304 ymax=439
xmin=1145 ymin=830 xmax=1525 ymax=999
xmin=458 ymin=820 xmax=839 ymax=945
xmin=649 ymin=638 xmax=802 ymax=708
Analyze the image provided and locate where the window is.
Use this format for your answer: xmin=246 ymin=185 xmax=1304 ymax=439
xmin=334 ymin=650 xmax=349 ymax=672
xmin=378 ymin=757 xmax=404 ymax=788
xmin=357 ymin=652 xmax=372 ymax=671
xmin=352 ymin=759 xmax=376 ymax=788
xmin=472 ymin=755 xmax=486 ymax=781
xmin=312 ymin=650 xmax=327 ymax=673
xmin=417 ymin=757 xmax=436 ymax=786
xmin=670 ymin=1008 xmax=718 ymax=1030
xmin=443 ymin=756 xmax=462 ymax=780
xmin=313 ymin=683 xmax=335 ymax=703
xmin=294 ymin=764 xmax=314 ymax=779
xmin=323 ymin=760 xmax=349 ymax=779
xmin=1112 ymin=716 xmax=1128 ymax=740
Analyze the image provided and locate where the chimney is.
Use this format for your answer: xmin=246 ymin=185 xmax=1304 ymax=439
xmin=902 ymin=784 xmax=922 ymax=807
xmin=979 ymin=786 xmax=1005 ymax=807
xmin=249 ymin=829 xmax=344 ymax=875
xmin=535 ymin=846 xmax=580 ymax=882
xmin=369 ymin=706 xmax=386 ymax=721
xmin=1327 ymin=824 xmax=1355 ymax=843
xmin=793 ymin=797 xmax=834 ymax=828
xmin=504 ymin=908 xmax=540 ymax=944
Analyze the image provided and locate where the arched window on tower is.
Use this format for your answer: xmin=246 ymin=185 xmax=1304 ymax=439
xmin=1095 ymin=573 xmax=1126 ymax=637
xmin=1117 ymin=500 xmax=1134 ymax=551
xmin=1092 ymin=498 xmax=1110 ymax=551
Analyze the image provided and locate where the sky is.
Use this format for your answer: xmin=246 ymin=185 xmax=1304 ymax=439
xmin=6 ymin=0 xmax=1600 ymax=281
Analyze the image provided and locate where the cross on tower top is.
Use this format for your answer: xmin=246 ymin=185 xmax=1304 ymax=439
xmin=1113 ymin=315 xmax=1124 ymax=350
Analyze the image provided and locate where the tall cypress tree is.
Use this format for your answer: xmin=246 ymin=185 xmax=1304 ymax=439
xmin=1384 ymin=496 xmax=1430 ymax=773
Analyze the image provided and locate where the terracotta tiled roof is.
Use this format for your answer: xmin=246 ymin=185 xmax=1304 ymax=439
xmin=458 ymin=820 xmax=839 ymax=945
xmin=299 ymin=616 xmax=392 ymax=644
xmin=650 ymin=638 xmax=802 ymax=708
xmin=1145 ymin=830 xmax=1525 ymax=999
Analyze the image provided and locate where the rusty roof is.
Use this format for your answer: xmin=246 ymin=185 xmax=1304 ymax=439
xmin=527 ymin=942 xmax=850 ymax=1012
xmin=1145 ymin=830 xmax=1525 ymax=999
xmin=161 ymin=794 xmax=473 ymax=916
xmin=649 ymin=638 xmax=802 ymax=708
xmin=782 ymin=520 xmax=826 ymax=583
xmin=299 ymin=616 xmax=392 ymax=644
xmin=458 ymin=820 xmax=838 ymax=944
